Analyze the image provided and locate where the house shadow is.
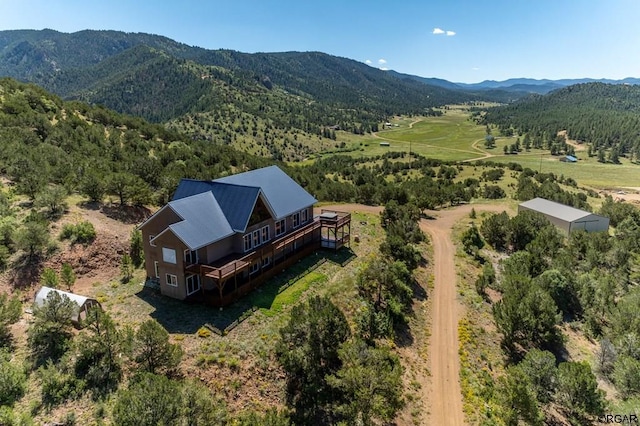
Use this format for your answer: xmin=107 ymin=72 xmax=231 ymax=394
xmin=135 ymin=247 xmax=357 ymax=334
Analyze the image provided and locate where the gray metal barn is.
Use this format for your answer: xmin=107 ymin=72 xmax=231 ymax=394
xmin=518 ymin=198 xmax=609 ymax=234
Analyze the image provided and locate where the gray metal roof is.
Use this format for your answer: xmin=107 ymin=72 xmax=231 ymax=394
xmin=168 ymin=191 xmax=234 ymax=250
xmin=519 ymin=197 xmax=593 ymax=222
xmin=213 ymin=165 xmax=317 ymax=219
xmin=34 ymin=286 xmax=100 ymax=322
xmin=172 ymin=179 xmax=216 ymax=201
xmin=209 ymin=183 xmax=262 ymax=231
xmin=158 ymin=166 xmax=316 ymax=250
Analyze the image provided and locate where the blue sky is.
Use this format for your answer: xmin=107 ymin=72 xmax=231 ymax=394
xmin=2 ymin=0 xmax=639 ymax=83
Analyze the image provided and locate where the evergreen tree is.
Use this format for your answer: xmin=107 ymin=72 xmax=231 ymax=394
xmin=28 ymin=291 xmax=76 ymax=365
xmin=0 ymin=293 xmax=21 ymax=347
xmin=134 ymin=319 xmax=182 ymax=375
xmin=277 ymin=295 xmax=351 ymax=423
xmin=328 ymin=340 xmax=403 ymax=425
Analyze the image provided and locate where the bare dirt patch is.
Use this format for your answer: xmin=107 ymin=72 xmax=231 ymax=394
xmin=0 ymin=202 xmax=151 ymax=301
xmin=557 ymin=130 xmax=587 ymax=152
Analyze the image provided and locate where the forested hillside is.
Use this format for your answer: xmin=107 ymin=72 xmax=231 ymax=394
xmin=482 ymin=83 xmax=640 ymax=161
xmin=0 ymin=77 xmax=271 ymax=206
xmin=0 ymin=29 xmax=508 ymax=160
xmin=0 ymin=31 xmax=480 ymax=121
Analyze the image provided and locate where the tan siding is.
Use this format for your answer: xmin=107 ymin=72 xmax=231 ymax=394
xmin=151 ymin=231 xmax=187 ymax=300
xmin=205 ymin=237 xmax=236 ymax=263
xmin=141 ymin=207 xmax=182 ymax=279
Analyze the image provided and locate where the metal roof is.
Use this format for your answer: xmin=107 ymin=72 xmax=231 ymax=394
xmin=155 ymin=166 xmax=316 ymax=250
xmin=213 ymin=165 xmax=317 ymax=219
xmin=172 ymin=179 xmax=216 ymax=201
xmin=519 ymin=197 xmax=594 ymax=222
xmin=209 ymin=183 xmax=262 ymax=231
xmin=167 ymin=191 xmax=235 ymax=250
xmin=34 ymin=286 xmax=100 ymax=322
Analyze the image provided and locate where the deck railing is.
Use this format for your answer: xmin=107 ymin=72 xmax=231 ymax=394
xmin=185 ymin=217 xmax=323 ymax=280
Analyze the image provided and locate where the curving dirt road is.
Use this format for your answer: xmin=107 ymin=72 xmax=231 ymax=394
xmin=318 ymin=203 xmax=505 ymax=426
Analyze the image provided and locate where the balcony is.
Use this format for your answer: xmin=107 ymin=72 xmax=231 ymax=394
xmin=184 ymin=211 xmax=350 ymax=307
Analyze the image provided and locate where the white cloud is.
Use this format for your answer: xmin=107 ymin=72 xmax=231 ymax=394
xmin=472 ymin=67 xmax=480 ymax=71
xmin=446 ymin=30 xmax=456 ymax=36
xmin=380 ymin=67 xmax=389 ymax=71
xmin=433 ymin=28 xmax=445 ymax=35
xmin=365 ymin=59 xmax=372 ymax=64
xmin=378 ymin=58 xmax=387 ymax=65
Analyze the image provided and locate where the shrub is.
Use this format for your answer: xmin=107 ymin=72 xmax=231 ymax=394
xmin=0 ymin=351 xmax=26 ymax=406
xmin=612 ymin=355 xmax=640 ymax=399
xmin=197 ymin=327 xmax=211 ymax=338
xmin=38 ymin=360 xmax=84 ymax=406
xmin=59 ymin=221 xmax=96 ymax=244
xmin=40 ymin=267 xmax=59 ymax=288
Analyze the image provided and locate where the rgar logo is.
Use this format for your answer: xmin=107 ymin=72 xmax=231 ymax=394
xmin=597 ymin=414 xmax=639 ymax=424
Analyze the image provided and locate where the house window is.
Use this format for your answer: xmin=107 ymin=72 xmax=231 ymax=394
xmin=186 ymin=274 xmax=200 ymax=295
xmin=262 ymin=256 xmax=271 ymax=268
xmin=184 ymin=249 xmax=198 ymax=265
xmin=275 ymin=220 xmax=286 ymax=237
xmin=292 ymin=212 xmax=300 ymax=228
xmin=243 ymin=234 xmax=252 ymax=252
xmin=162 ymin=248 xmax=177 ymax=264
xmin=154 ymin=261 xmax=159 ymax=278
xmin=166 ymin=274 xmax=178 ymax=287
xmin=253 ymin=229 xmax=261 ymax=247
xmin=149 ymin=235 xmax=156 ymax=247
xmin=250 ymin=262 xmax=260 ymax=275
xmin=301 ymin=209 xmax=308 ymax=224
xmin=262 ymin=226 xmax=270 ymax=243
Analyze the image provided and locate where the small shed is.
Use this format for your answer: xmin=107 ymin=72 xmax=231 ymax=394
xmin=560 ymin=155 xmax=577 ymax=163
xmin=518 ymin=198 xmax=609 ymax=234
xmin=379 ymin=142 xmax=390 ymax=147
xmin=34 ymin=286 xmax=102 ymax=324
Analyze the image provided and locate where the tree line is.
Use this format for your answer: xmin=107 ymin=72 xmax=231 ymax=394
xmin=482 ymin=83 xmax=640 ymax=162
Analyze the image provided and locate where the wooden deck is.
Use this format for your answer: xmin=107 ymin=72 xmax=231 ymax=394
xmin=185 ymin=211 xmax=351 ymax=307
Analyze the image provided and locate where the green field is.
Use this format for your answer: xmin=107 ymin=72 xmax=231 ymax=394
xmin=311 ymin=108 xmax=639 ymax=189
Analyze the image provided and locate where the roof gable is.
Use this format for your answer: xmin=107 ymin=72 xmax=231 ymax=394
xmin=209 ymin=183 xmax=262 ymax=231
xmin=213 ymin=165 xmax=317 ymax=219
xmin=159 ymin=166 xmax=316 ymax=249
xmin=168 ymin=191 xmax=234 ymax=250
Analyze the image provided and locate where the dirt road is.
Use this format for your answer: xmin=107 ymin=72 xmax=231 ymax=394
xmin=420 ymin=204 xmax=503 ymax=426
xmin=319 ymin=203 xmax=504 ymax=425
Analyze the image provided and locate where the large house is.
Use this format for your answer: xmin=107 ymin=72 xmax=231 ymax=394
xmin=139 ymin=166 xmax=350 ymax=306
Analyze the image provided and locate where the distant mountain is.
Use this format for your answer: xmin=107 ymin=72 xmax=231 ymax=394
xmin=3 ymin=29 xmax=639 ymax=162
xmin=457 ymin=77 xmax=640 ymax=94
xmin=385 ymin=70 xmax=462 ymax=90
xmin=0 ymin=29 xmax=484 ymax=126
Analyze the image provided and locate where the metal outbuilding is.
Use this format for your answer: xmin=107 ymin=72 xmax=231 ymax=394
xmin=518 ymin=197 xmax=609 ymax=234
xmin=34 ymin=286 xmax=102 ymax=324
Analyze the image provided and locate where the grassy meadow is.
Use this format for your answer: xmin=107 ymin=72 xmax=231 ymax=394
xmin=310 ymin=107 xmax=639 ymax=190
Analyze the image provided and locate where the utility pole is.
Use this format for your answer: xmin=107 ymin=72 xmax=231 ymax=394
xmin=539 ymin=153 xmax=543 ymax=173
